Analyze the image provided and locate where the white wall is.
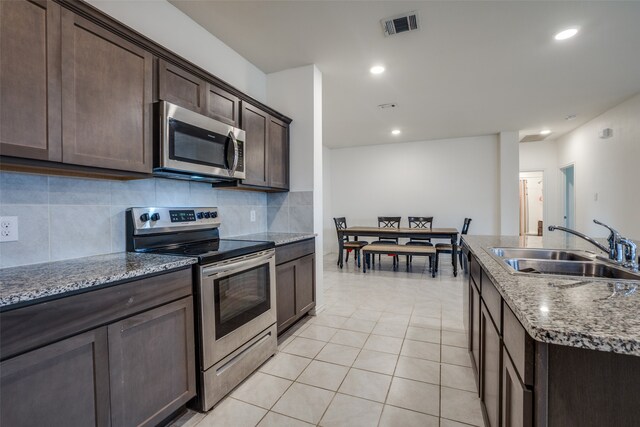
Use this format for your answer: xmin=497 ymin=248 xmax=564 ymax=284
xmin=328 ymin=135 xmax=500 ymax=238
xmin=323 ymin=146 xmax=334 ymax=255
xmin=267 ymin=65 xmax=325 ymax=310
xmin=556 ymin=93 xmax=640 ymax=239
xmin=519 ymin=140 xmax=561 ymax=229
xmin=498 ymin=131 xmax=520 ymax=235
xmin=86 ymin=0 xmax=266 ymax=102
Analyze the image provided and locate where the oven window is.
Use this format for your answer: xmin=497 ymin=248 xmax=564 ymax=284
xmin=213 ymin=263 xmax=270 ymax=340
xmin=169 ymin=118 xmax=229 ymax=169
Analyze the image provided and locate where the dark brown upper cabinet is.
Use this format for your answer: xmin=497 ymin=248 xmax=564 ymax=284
xmin=230 ymin=101 xmax=289 ymax=191
xmin=207 ymin=84 xmax=239 ymax=126
xmin=60 ymin=9 xmax=153 ymax=173
xmin=241 ymin=102 xmax=269 ymax=187
xmin=0 ymin=0 xmax=62 ymax=161
xmin=268 ymin=116 xmax=290 ymax=190
xmin=158 ymin=59 xmax=206 ymax=114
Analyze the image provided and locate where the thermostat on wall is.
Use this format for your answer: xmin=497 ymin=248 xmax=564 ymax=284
xmin=599 ymin=128 xmax=613 ymax=139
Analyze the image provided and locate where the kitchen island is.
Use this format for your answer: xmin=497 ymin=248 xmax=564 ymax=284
xmin=462 ymin=235 xmax=640 ymax=427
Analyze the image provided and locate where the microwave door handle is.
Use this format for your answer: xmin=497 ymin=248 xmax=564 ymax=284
xmin=228 ymin=131 xmax=239 ymax=177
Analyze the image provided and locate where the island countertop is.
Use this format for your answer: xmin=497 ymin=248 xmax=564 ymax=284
xmin=462 ymin=234 xmax=640 ymax=356
xmin=0 ymin=252 xmax=197 ymax=310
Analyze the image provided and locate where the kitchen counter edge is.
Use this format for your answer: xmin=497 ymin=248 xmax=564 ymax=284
xmin=0 ymin=252 xmax=197 ymax=310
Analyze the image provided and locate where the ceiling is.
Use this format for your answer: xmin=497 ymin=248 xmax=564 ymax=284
xmin=170 ymin=1 xmax=640 ymax=149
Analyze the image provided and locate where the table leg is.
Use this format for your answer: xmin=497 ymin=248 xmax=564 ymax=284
xmin=338 ymin=232 xmax=344 ymax=268
xmin=452 ymin=233 xmax=458 ymax=277
xmin=431 ymin=255 xmax=436 ymax=278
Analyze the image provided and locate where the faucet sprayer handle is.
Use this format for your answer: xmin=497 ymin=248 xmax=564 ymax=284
xmin=593 ymin=219 xmax=621 ymax=238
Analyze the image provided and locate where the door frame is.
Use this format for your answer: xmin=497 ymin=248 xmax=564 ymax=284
xmin=560 ymin=163 xmax=576 ymax=229
xmin=519 ymin=169 xmax=546 ymax=236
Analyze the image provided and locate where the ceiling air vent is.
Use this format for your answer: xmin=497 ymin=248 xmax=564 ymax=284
xmin=520 ymin=133 xmax=552 ymax=143
xmin=381 ymin=11 xmax=420 ymax=37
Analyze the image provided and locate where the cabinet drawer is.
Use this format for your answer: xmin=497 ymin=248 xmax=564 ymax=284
xmin=502 ymin=347 xmax=533 ymax=427
xmin=481 ymin=269 xmax=502 ymax=334
xmin=470 ymin=254 xmax=482 ymax=291
xmin=0 ymin=268 xmax=192 ymax=360
xmin=275 ymin=238 xmax=315 ymax=265
xmin=503 ymin=302 xmax=534 ymax=386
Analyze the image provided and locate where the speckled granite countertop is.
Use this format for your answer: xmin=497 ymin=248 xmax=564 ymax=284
xmin=462 ymin=235 xmax=640 ymax=356
xmin=226 ymin=232 xmax=316 ymax=246
xmin=0 ymin=253 xmax=197 ymax=310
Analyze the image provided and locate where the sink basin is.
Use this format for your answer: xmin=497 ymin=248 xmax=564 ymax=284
xmin=503 ymin=259 xmax=640 ymax=280
xmin=490 ymin=247 xmax=595 ymax=261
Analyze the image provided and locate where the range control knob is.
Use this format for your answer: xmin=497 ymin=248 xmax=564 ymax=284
xmin=150 ymin=213 xmax=160 ymax=221
xmin=139 ymin=213 xmax=150 ymax=222
xmin=210 ymin=211 xmax=218 ymax=218
xmin=196 ymin=212 xmax=204 ymax=219
xmin=203 ymin=212 xmax=211 ymax=219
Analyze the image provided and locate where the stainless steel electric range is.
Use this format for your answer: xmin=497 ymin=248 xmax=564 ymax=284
xmin=126 ymin=207 xmax=277 ymax=411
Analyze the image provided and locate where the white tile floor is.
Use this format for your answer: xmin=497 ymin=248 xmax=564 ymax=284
xmin=172 ymin=253 xmax=485 ymax=427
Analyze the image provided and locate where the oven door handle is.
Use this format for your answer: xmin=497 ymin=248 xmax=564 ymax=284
xmin=202 ymin=251 xmax=273 ymax=277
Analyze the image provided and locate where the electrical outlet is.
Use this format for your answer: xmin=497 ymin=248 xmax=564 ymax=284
xmin=250 ymin=210 xmax=256 ymax=222
xmin=0 ymin=216 xmax=19 ymax=242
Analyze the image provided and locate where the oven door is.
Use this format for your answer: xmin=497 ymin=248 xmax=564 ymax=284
xmin=159 ymin=101 xmax=245 ymax=179
xmin=199 ymin=250 xmax=276 ymax=369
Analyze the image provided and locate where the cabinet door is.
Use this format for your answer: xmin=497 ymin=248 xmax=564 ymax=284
xmin=158 ymin=59 xmax=206 ymax=114
xmin=61 ymin=10 xmax=153 ymax=173
xmin=276 ymin=261 xmax=297 ymax=332
xmin=108 ymin=297 xmax=196 ymax=427
xmin=207 ymin=84 xmax=239 ymax=126
xmin=241 ymin=102 xmax=269 ymax=187
xmin=481 ymin=302 xmax=502 ymax=427
xmin=0 ymin=328 xmax=110 ymax=427
xmin=295 ymin=254 xmax=315 ymax=315
xmin=502 ymin=348 xmax=532 ymax=427
xmin=469 ymin=278 xmax=481 ymax=389
xmin=268 ymin=116 xmax=289 ymax=189
xmin=0 ymin=0 xmax=61 ymax=161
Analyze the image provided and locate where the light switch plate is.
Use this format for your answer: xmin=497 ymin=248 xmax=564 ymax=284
xmin=250 ymin=210 xmax=256 ymax=222
xmin=0 ymin=216 xmax=19 ymax=242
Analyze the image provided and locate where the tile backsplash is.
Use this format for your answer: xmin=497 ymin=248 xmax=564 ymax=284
xmin=267 ymin=191 xmax=314 ymax=233
xmin=0 ymin=172 xmax=268 ymax=268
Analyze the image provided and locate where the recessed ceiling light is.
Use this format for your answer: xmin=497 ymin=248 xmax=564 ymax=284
xmin=540 ymin=129 xmax=551 ymax=135
xmin=554 ymin=28 xmax=579 ymax=41
xmin=391 ymin=129 xmax=401 ymax=135
xmin=370 ymin=65 xmax=385 ymax=75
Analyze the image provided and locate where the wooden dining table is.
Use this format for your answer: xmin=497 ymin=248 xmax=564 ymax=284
xmin=337 ymin=226 xmax=460 ymax=276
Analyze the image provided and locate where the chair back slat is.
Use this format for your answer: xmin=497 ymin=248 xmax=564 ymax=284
xmin=462 ymin=218 xmax=472 ymax=235
xmin=378 ymin=216 xmax=401 ymax=228
xmin=408 ymin=216 xmax=433 ymax=229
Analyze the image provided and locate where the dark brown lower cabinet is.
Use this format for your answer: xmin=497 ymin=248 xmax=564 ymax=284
xmin=502 ymin=348 xmax=532 ymax=427
xmin=276 ymin=253 xmax=316 ymax=333
xmin=109 ymin=297 xmax=196 ymax=427
xmin=275 ymin=239 xmax=316 ymax=334
xmin=469 ymin=277 xmax=481 ymax=387
xmin=0 ymin=328 xmax=110 ymax=427
xmin=481 ymin=301 xmax=501 ymax=427
xmin=276 ymin=261 xmax=297 ymax=331
xmin=0 ymin=269 xmax=196 ymax=427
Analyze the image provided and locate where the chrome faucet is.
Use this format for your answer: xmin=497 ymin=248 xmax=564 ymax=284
xmin=547 ymin=223 xmax=611 ymax=256
xmin=548 ymin=219 xmax=638 ymax=271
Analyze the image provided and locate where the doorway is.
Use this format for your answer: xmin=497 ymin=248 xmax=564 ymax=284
xmin=561 ymin=164 xmax=575 ymax=228
xmin=519 ymin=171 xmax=544 ymax=236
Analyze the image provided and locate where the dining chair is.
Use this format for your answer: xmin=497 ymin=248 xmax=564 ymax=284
xmin=405 ymin=216 xmax=434 ymax=268
xmin=435 ymin=218 xmax=472 ymax=273
xmin=369 ymin=216 xmax=401 ymax=267
xmin=333 ymin=217 xmax=368 ymax=268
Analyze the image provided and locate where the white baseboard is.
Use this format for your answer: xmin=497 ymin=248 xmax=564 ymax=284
xmin=310 ymin=304 xmax=326 ymax=316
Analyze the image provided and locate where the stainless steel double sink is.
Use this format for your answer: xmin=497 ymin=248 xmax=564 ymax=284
xmin=487 ymin=247 xmax=640 ymax=281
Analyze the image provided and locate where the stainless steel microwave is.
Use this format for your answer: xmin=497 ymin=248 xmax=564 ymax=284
xmin=154 ymin=101 xmax=246 ymax=182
